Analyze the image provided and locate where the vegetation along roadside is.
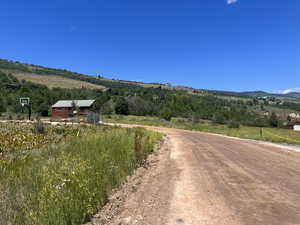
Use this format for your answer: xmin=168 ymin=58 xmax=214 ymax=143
xmin=104 ymin=115 xmax=300 ymax=146
xmin=0 ymin=123 xmax=163 ymax=225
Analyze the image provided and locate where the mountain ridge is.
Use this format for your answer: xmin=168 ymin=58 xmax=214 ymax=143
xmin=0 ymin=58 xmax=299 ymax=101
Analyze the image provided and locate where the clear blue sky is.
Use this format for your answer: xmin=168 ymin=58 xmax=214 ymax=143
xmin=1 ymin=0 xmax=300 ymax=93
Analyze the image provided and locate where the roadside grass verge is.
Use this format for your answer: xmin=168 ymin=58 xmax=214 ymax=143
xmin=104 ymin=115 xmax=300 ymax=145
xmin=0 ymin=126 xmax=162 ymax=225
xmin=0 ymin=122 xmax=99 ymax=156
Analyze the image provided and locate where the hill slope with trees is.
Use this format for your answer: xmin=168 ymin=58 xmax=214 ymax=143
xmin=1 ymin=58 xmax=300 ymax=127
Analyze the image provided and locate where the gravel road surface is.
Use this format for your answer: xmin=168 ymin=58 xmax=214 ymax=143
xmin=96 ymin=126 xmax=300 ymax=225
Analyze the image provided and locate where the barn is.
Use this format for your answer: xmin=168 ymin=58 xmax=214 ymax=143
xmin=51 ymin=100 xmax=95 ymax=118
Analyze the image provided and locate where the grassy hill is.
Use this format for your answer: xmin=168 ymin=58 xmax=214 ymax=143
xmin=0 ymin=59 xmax=106 ymax=90
xmin=1 ymin=58 xmax=300 ymax=123
xmin=1 ymin=58 xmax=300 ymax=101
xmin=12 ymin=72 xmax=105 ymax=89
xmin=0 ymin=59 xmax=171 ymax=90
xmin=0 ymin=59 xmax=250 ymax=96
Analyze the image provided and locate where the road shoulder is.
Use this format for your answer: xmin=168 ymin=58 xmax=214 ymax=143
xmin=87 ymin=136 xmax=176 ymax=225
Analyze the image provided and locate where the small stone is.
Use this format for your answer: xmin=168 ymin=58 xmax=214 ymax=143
xmin=176 ymin=218 xmax=185 ymax=223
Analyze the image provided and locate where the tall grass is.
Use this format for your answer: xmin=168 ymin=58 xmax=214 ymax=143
xmin=0 ymin=126 xmax=162 ymax=225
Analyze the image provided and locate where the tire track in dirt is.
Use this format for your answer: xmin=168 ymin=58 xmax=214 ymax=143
xmin=92 ymin=125 xmax=300 ymax=225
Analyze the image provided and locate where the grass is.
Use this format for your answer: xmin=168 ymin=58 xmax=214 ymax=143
xmin=11 ymin=71 xmax=105 ymax=89
xmin=104 ymin=115 xmax=300 ymax=145
xmin=0 ymin=122 xmax=98 ymax=156
xmin=0 ymin=125 xmax=162 ymax=225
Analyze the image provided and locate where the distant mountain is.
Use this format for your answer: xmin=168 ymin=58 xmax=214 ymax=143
xmin=284 ymin=92 xmax=300 ymax=99
xmin=239 ymin=91 xmax=300 ymax=101
xmin=240 ymin=91 xmax=269 ymax=97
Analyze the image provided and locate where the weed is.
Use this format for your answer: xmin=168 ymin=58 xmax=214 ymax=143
xmin=33 ymin=119 xmax=45 ymax=134
xmin=0 ymin=126 xmax=162 ymax=225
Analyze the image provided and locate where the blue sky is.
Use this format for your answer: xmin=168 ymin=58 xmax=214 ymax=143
xmin=1 ymin=0 xmax=300 ymax=93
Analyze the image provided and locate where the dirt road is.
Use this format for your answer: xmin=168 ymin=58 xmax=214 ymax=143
xmin=96 ymin=126 xmax=300 ymax=225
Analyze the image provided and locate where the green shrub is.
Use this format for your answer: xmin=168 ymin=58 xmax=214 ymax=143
xmin=115 ymin=97 xmax=129 ymax=115
xmin=227 ymin=120 xmax=240 ymax=129
xmin=16 ymin=113 xmax=24 ymax=120
xmin=5 ymin=112 xmax=13 ymax=120
xmin=212 ymin=112 xmax=226 ymax=124
xmin=86 ymin=112 xmax=100 ymax=124
xmin=159 ymin=107 xmax=172 ymax=121
xmin=269 ymin=112 xmax=279 ymax=127
xmin=33 ymin=119 xmax=45 ymax=134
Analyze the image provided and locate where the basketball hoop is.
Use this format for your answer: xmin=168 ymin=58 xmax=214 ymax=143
xmin=20 ymin=97 xmax=30 ymax=107
xmin=19 ymin=97 xmax=31 ymax=120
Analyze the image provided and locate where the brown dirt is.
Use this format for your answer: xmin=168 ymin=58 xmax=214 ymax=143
xmin=89 ymin=125 xmax=300 ymax=225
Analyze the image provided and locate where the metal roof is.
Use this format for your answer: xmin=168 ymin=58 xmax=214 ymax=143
xmin=52 ymin=100 xmax=95 ymax=108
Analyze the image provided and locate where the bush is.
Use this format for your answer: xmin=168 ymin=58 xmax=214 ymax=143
xmin=227 ymin=120 xmax=240 ymax=129
xmin=86 ymin=112 xmax=100 ymax=124
xmin=190 ymin=113 xmax=201 ymax=124
xmin=159 ymin=107 xmax=172 ymax=121
xmin=5 ymin=112 xmax=13 ymax=120
xmin=33 ymin=119 xmax=46 ymax=134
xmin=212 ymin=112 xmax=226 ymax=124
xmin=269 ymin=112 xmax=279 ymax=127
xmin=115 ymin=97 xmax=129 ymax=115
xmin=16 ymin=113 xmax=24 ymax=120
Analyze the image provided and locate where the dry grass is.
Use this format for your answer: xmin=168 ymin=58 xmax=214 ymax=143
xmin=12 ymin=72 xmax=105 ymax=89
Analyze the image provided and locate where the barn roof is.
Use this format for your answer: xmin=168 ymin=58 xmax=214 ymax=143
xmin=52 ymin=100 xmax=95 ymax=108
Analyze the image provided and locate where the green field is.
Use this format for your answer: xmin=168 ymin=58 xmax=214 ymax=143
xmin=104 ymin=115 xmax=300 ymax=145
xmin=0 ymin=123 xmax=162 ymax=225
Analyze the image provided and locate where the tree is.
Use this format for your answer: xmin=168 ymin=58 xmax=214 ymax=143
xmin=269 ymin=112 xmax=279 ymax=127
xmin=212 ymin=111 xmax=226 ymax=124
xmin=36 ymin=103 xmax=49 ymax=117
xmin=101 ymin=100 xmax=114 ymax=115
xmin=159 ymin=107 xmax=172 ymax=121
xmin=127 ymin=96 xmax=154 ymax=116
xmin=115 ymin=97 xmax=129 ymax=115
xmin=190 ymin=112 xmax=201 ymax=124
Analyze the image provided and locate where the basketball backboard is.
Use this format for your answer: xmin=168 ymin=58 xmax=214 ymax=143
xmin=20 ymin=97 xmax=30 ymax=107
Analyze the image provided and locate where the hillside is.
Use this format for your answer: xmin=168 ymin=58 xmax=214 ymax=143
xmin=1 ymin=58 xmax=300 ymax=102
xmin=12 ymin=72 xmax=105 ymax=89
xmin=0 ymin=59 xmax=106 ymax=90
xmin=0 ymin=59 xmax=161 ymax=90
xmin=1 ymin=58 xmax=300 ymax=124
